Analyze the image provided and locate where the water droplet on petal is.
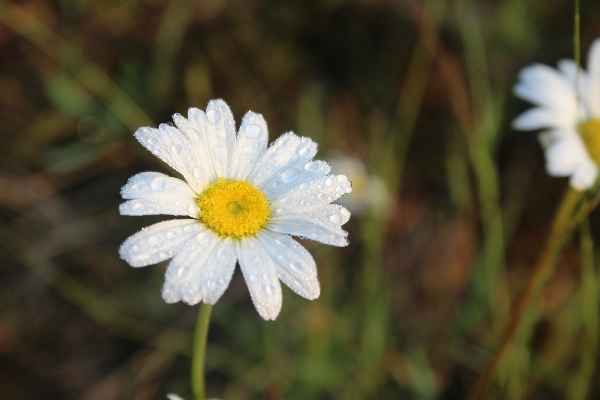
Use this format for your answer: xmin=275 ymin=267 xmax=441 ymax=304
xmin=325 ymin=178 xmax=334 ymax=186
xmin=150 ymin=178 xmax=167 ymax=192
xmin=300 ymin=200 xmax=309 ymax=207
xmin=265 ymin=284 xmax=274 ymax=297
xmin=171 ymin=144 xmax=182 ymax=154
xmin=193 ymin=167 xmax=205 ymax=179
xmin=299 ymin=183 xmax=309 ymax=190
xmin=177 ymin=266 xmax=190 ymax=278
xmin=330 ymin=214 xmax=343 ymax=224
xmin=148 ymin=137 xmax=158 ymax=145
xmin=276 ymin=154 xmax=287 ymax=164
xmin=166 ymin=231 xmax=176 ymax=240
xmin=304 ymin=161 xmax=319 ymax=173
xmin=207 ymin=109 xmax=221 ymax=124
xmin=290 ymin=261 xmax=302 ymax=272
xmin=132 ymin=252 xmax=151 ymax=262
xmin=340 ymin=208 xmax=351 ymax=218
xmin=147 ymin=235 xmax=160 ymax=246
xmin=276 ymin=234 xmax=292 ymax=247
xmin=214 ymin=146 xmax=227 ymax=163
xmin=335 ymin=185 xmax=345 ymax=194
xmin=246 ymin=124 xmax=263 ymax=139
xmin=280 ymin=197 xmax=293 ymax=206
xmin=298 ymin=146 xmax=310 ymax=158
xmin=217 ymin=247 xmax=231 ymax=264
xmin=196 ymin=231 xmax=212 ymax=248
xmin=132 ymin=182 xmax=145 ymax=191
xmin=281 ymin=167 xmax=300 ymax=182
xmin=131 ymin=202 xmax=145 ymax=210
xmin=183 ymin=225 xmax=195 ymax=233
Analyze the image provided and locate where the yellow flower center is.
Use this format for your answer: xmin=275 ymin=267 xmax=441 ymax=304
xmin=579 ymin=118 xmax=600 ymax=165
xmin=197 ymin=178 xmax=271 ymax=238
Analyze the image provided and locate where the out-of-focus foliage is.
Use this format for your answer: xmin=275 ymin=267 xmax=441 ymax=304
xmin=1 ymin=0 xmax=600 ymax=399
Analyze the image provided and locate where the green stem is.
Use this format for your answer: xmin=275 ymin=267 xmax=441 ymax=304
xmin=466 ymin=188 xmax=585 ymax=400
xmin=191 ymin=303 xmax=213 ymax=400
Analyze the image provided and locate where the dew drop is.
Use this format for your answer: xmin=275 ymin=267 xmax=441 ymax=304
xmin=280 ymin=197 xmax=293 ymax=206
xmin=330 ymin=214 xmax=344 ymax=224
xmin=207 ymin=109 xmax=221 ymax=124
xmin=300 ymin=200 xmax=309 ymax=207
xmin=336 ymin=175 xmax=349 ymax=183
xmin=132 ymin=182 xmax=145 ymax=191
xmin=298 ymin=146 xmax=311 ymax=158
xmin=147 ymin=137 xmax=158 ymax=145
xmin=150 ymin=178 xmax=167 ymax=192
xmin=193 ymin=167 xmax=205 ymax=179
xmin=147 ymin=235 xmax=160 ymax=246
xmin=340 ymin=208 xmax=351 ymax=218
xmin=346 ymin=186 xmax=352 ymax=193
xmin=304 ymin=161 xmax=320 ymax=173
xmin=166 ymin=231 xmax=176 ymax=240
xmin=183 ymin=225 xmax=195 ymax=233
xmin=265 ymin=284 xmax=274 ymax=297
xmin=276 ymin=234 xmax=292 ymax=247
xmin=290 ymin=261 xmax=302 ymax=272
xmin=214 ymin=129 xmax=227 ymax=139
xmin=196 ymin=231 xmax=212 ymax=248
xmin=177 ymin=266 xmax=189 ymax=278
xmin=171 ymin=144 xmax=182 ymax=155
xmin=325 ymin=177 xmax=334 ymax=186
xmin=276 ymin=154 xmax=288 ymax=164
xmin=214 ymin=146 xmax=228 ymax=163
xmin=217 ymin=247 xmax=230 ymax=264
xmin=246 ymin=124 xmax=263 ymax=139
xmin=335 ymin=185 xmax=345 ymax=194
xmin=132 ymin=252 xmax=151 ymax=262
xmin=281 ymin=167 xmax=300 ymax=182
xmin=299 ymin=182 xmax=309 ymax=190
xmin=131 ymin=202 xmax=145 ymax=210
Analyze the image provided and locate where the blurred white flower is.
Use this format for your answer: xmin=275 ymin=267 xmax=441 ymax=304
xmin=327 ymin=153 xmax=393 ymax=218
xmin=513 ymin=38 xmax=600 ymax=190
xmin=119 ymin=99 xmax=351 ymax=320
xmin=167 ymin=395 xmax=220 ymax=400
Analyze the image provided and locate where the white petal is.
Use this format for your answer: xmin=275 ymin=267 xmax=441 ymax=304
xmin=257 ymin=231 xmax=320 ymax=300
xmin=166 ymin=395 xmax=185 ymax=400
xmin=247 ymin=132 xmax=318 ymax=187
xmin=514 ymin=64 xmax=578 ymax=123
xmin=229 ymin=111 xmax=270 ymax=181
xmin=512 ymin=108 xmax=559 ymax=131
xmin=587 ymin=39 xmax=600 ymax=116
xmin=134 ymin=124 xmax=209 ymax=193
xmin=544 ymin=133 xmax=589 ymax=177
xmin=260 ymin=160 xmax=332 ymax=201
xmin=173 ymin=109 xmax=218 ymax=186
xmin=271 ymin=174 xmax=352 ymax=213
xmin=237 ymin=237 xmax=282 ymax=320
xmin=203 ymin=99 xmax=237 ymax=178
xmin=119 ymin=219 xmax=203 ymax=267
xmin=558 ymin=59 xmax=591 ymax=119
xmin=162 ymin=233 xmax=237 ymax=305
xmin=570 ymin=160 xmax=598 ymax=190
xmin=119 ymin=172 xmax=199 ymax=217
xmin=267 ymin=213 xmax=349 ymax=247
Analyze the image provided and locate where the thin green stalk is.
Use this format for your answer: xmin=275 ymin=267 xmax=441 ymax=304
xmin=192 ymin=303 xmax=213 ymax=400
xmin=467 ymin=188 xmax=585 ymax=400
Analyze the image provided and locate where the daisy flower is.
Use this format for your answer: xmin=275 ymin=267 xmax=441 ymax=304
xmin=119 ymin=99 xmax=352 ymax=320
xmin=513 ymin=39 xmax=600 ymax=190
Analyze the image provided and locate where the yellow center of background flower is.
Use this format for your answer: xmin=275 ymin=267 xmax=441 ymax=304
xmin=197 ymin=178 xmax=271 ymax=238
xmin=579 ymin=118 xmax=600 ymax=165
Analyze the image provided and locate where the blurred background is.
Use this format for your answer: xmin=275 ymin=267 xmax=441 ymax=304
xmin=2 ymin=0 xmax=600 ymax=399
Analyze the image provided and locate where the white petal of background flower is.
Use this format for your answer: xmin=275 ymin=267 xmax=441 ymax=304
xmin=570 ymin=160 xmax=599 ymax=190
xmin=119 ymin=219 xmax=204 ymax=267
xmin=229 ymin=111 xmax=269 ymax=181
xmin=544 ymin=134 xmax=589 ymax=177
xmin=587 ymin=38 xmax=600 ymax=116
xmin=258 ymin=231 xmax=320 ymax=300
xmin=512 ymin=108 xmax=560 ymax=131
xmin=514 ymin=64 xmax=578 ymax=123
xmin=162 ymin=231 xmax=237 ymax=305
xmin=238 ymin=237 xmax=283 ymax=320
xmin=119 ymin=172 xmax=199 ymax=217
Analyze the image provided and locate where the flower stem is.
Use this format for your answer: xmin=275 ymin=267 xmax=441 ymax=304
xmin=466 ymin=188 xmax=584 ymax=400
xmin=191 ymin=303 xmax=213 ymax=400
